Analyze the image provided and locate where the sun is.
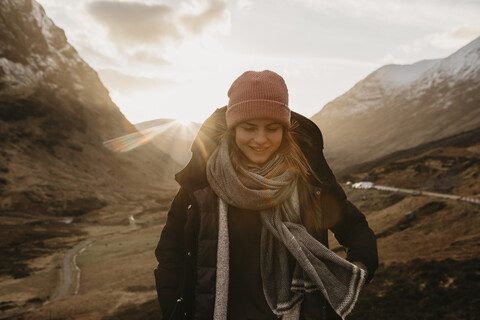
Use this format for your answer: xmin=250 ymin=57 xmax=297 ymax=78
xmin=173 ymin=118 xmax=193 ymax=127
xmin=103 ymin=117 xmax=200 ymax=153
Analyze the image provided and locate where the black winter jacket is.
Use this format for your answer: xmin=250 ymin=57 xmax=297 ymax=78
xmin=154 ymin=107 xmax=378 ymax=320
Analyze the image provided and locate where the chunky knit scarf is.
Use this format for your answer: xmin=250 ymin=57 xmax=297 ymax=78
xmin=206 ymin=137 xmax=366 ymax=320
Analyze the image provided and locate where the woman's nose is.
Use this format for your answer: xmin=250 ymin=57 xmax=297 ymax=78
xmin=253 ymin=130 xmax=268 ymax=144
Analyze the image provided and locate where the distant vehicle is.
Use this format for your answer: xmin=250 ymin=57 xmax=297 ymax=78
xmin=352 ymin=182 xmax=375 ymax=189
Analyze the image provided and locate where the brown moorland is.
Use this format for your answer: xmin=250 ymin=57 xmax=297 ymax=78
xmin=2 ymin=128 xmax=478 ymax=320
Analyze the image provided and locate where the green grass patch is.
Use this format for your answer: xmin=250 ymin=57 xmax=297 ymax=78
xmin=76 ymin=229 xmax=160 ymax=268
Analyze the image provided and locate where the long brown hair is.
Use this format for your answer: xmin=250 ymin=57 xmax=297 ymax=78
xmin=225 ymin=120 xmax=326 ymax=231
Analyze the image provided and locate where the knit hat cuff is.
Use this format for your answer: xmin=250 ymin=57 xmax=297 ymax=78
xmin=226 ymin=99 xmax=291 ymax=129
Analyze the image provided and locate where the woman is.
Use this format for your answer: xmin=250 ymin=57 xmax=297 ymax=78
xmin=155 ymin=70 xmax=378 ymax=320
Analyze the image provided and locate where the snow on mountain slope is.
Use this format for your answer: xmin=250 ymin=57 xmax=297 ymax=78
xmin=320 ymin=59 xmax=439 ymax=118
xmin=376 ymin=60 xmax=440 ymax=87
xmin=1 ymin=0 xmax=80 ymax=90
xmin=412 ymin=37 xmax=480 ymax=96
xmin=311 ymin=36 xmax=480 ymax=172
xmin=0 ymin=0 xmax=180 ymax=215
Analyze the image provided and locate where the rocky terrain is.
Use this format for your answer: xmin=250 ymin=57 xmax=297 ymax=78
xmin=0 ymin=0 xmax=180 ymax=216
xmin=0 ymin=1 xmax=180 ymax=317
xmin=343 ymin=127 xmax=480 ymax=319
xmin=341 ymin=126 xmax=480 ymax=197
xmin=312 ymin=37 xmax=480 ymax=172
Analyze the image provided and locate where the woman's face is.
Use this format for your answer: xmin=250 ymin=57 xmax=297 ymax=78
xmin=235 ymin=119 xmax=283 ymax=165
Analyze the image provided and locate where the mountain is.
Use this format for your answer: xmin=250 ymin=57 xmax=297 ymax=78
xmin=0 ymin=0 xmax=180 ymax=216
xmin=332 ymin=126 xmax=480 ymax=319
xmin=311 ymin=37 xmax=480 ymax=172
xmin=342 ymin=126 xmax=480 ymax=196
xmin=135 ymin=119 xmax=202 ymax=165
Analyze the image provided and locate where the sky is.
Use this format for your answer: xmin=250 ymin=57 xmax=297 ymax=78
xmin=36 ymin=0 xmax=480 ymax=124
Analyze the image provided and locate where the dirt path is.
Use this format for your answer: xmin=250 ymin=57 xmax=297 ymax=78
xmin=48 ymin=239 xmax=92 ymax=302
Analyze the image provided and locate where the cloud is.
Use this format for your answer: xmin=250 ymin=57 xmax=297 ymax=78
xmin=87 ymin=1 xmax=182 ymax=46
xmin=399 ymin=26 xmax=480 ymax=54
xmin=130 ymin=50 xmax=169 ymax=65
xmin=86 ymin=0 xmax=229 ymax=48
xmin=181 ymin=0 xmax=229 ymax=35
xmin=448 ymin=26 xmax=480 ymax=42
xmin=291 ymin=0 xmax=480 ymax=27
xmin=380 ymin=54 xmax=405 ymax=65
xmin=235 ymin=0 xmax=255 ymax=9
xmin=98 ymin=68 xmax=174 ymax=93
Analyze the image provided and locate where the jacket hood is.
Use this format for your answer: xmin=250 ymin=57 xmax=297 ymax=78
xmin=175 ymin=106 xmax=337 ymax=191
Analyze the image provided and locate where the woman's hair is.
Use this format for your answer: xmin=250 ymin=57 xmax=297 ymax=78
xmin=226 ymin=120 xmax=315 ymax=182
xmin=225 ymin=119 xmax=326 ymax=231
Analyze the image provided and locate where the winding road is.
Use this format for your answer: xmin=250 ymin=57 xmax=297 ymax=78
xmin=371 ymin=184 xmax=480 ymax=205
xmin=49 ymin=240 xmax=92 ymax=302
xmin=0 ymin=240 xmax=91 ymax=320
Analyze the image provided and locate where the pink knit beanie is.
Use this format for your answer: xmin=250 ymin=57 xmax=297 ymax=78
xmin=226 ymin=70 xmax=291 ymax=129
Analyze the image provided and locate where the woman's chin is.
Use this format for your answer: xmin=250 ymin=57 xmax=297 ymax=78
xmin=244 ymin=155 xmax=269 ymax=165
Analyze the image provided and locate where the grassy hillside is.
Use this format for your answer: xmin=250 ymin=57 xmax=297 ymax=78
xmin=2 ymin=130 xmax=479 ymax=320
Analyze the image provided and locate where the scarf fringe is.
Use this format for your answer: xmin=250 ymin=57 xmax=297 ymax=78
xmin=213 ymin=198 xmax=229 ymax=320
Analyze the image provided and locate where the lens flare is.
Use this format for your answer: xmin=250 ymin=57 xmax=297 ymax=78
xmin=102 ymin=119 xmax=197 ymax=153
xmin=174 ymin=118 xmax=192 ymax=126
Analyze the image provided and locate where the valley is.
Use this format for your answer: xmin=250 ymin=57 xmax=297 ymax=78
xmin=3 ymin=130 xmax=477 ymax=319
xmin=1 ymin=1 xmax=478 ymax=319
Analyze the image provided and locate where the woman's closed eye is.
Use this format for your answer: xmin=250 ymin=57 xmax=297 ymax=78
xmin=240 ymin=126 xmax=255 ymax=132
xmin=266 ymin=125 xmax=281 ymax=132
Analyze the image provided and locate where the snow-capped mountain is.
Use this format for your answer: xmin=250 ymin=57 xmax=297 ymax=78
xmin=0 ymin=0 xmax=127 ymax=136
xmin=1 ymin=0 xmax=78 ymax=90
xmin=0 ymin=0 xmax=179 ymax=215
xmin=311 ymin=37 xmax=480 ymax=172
xmin=320 ymin=59 xmax=439 ymax=118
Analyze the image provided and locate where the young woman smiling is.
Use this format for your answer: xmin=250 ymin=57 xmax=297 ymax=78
xmin=234 ymin=119 xmax=283 ymax=165
xmin=154 ymin=70 xmax=378 ymax=320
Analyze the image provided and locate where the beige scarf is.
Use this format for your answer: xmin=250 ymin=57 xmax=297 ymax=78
xmin=206 ymin=137 xmax=366 ymax=320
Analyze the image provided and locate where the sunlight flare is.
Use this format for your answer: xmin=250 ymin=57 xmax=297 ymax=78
xmin=103 ymin=119 xmax=199 ymax=153
xmin=174 ymin=118 xmax=193 ymax=127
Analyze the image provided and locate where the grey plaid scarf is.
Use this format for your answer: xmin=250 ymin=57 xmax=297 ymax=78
xmin=206 ymin=137 xmax=366 ymax=320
